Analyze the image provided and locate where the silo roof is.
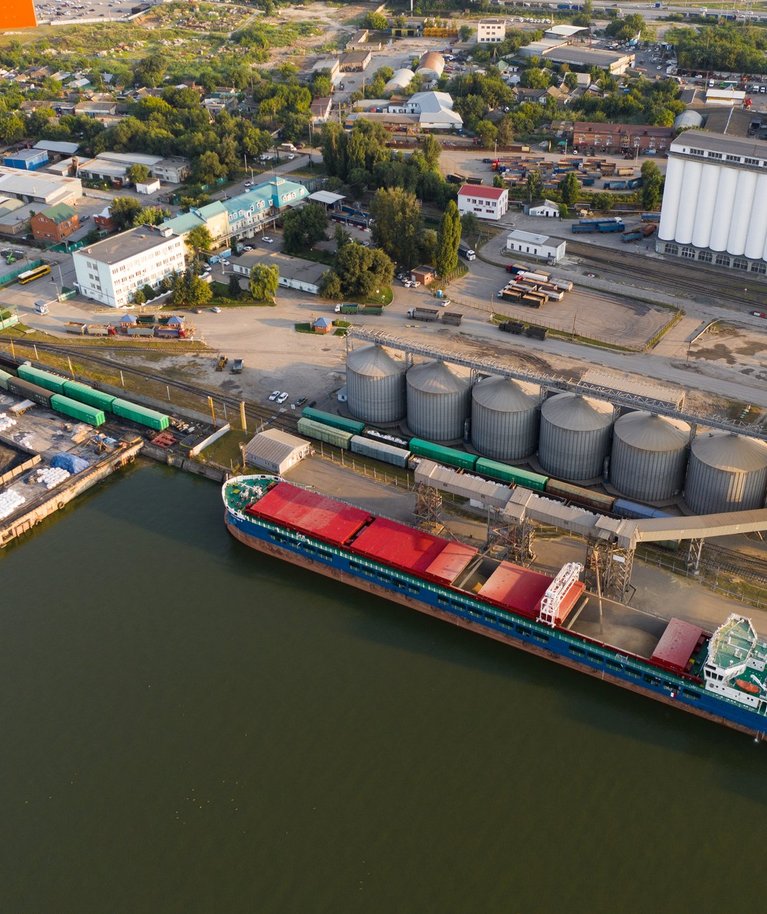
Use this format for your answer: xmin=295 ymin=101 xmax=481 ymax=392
xmin=408 ymin=360 xmax=469 ymax=394
xmin=614 ymin=411 xmax=690 ymax=451
xmin=347 ymin=344 xmax=404 ymax=378
xmin=692 ymin=433 xmax=767 ymax=472
xmin=541 ymin=393 xmax=613 ymax=431
xmin=472 ymin=377 xmax=539 ymax=412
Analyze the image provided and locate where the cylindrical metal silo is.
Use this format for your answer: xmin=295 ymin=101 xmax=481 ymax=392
xmin=658 ymin=155 xmax=684 ymax=241
xmin=727 ymin=169 xmax=757 ymax=256
xmin=470 ymin=376 xmax=540 ymax=461
xmin=710 ymin=166 xmax=738 ymax=251
xmin=406 ymin=360 xmax=471 ymax=442
xmin=346 ymin=345 xmax=406 ymax=424
xmin=691 ymin=163 xmax=719 ymax=250
xmin=538 ymin=393 xmax=614 ymax=482
xmin=675 ymin=160 xmax=702 ymax=245
xmin=745 ymin=173 xmax=767 ymax=260
xmin=609 ymin=411 xmax=691 ymax=502
xmin=684 ymin=432 xmax=767 ymax=514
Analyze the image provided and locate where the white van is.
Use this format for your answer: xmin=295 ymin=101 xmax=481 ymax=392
xmin=34 ymin=300 xmax=49 ymax=314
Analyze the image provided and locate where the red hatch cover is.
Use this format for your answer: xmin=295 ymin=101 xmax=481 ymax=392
xmin=478 ymin=562 xmax=553 ymax=617
xmin=424 ymin=541 xmax=478 ymax=586
xmin=246 ymin=482 xmax=371 ymax=546
xmin=350 ymin=517 xmax=448 ymax=574
xmin=651 ymin=618 xmax=705 ymax=673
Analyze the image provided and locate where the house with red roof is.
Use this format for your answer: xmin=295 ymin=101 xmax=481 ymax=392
xmin=457 ymin=184 xmax=509 ymax=221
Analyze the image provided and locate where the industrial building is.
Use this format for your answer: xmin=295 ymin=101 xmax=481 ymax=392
xmin=476 ymin=19 xmax=506 ymax=43
xmin=77 ymin=153 xmax=191 ymax=187
xmin=383 ymin=68 xmax=415 ymax=93
xmin=657 ymin=130 xmax=767 ymax=276
xmin=417 ymin=52 xmax=445 ymax=81
xmin=72 ymin=226 xmax=186 ymax=308
xmin=572 ymin=122 xmax=673 ymax=155
xmin=387 ymin=91 xmax=463 ymax=130
xmin=230 ymin=250 xmax=326 ymax=295
xmin=244 ymin=429 xmax=311 ymax=474
xmin=343 ymin=340 xmax=767 ymax=514
xmin=3 ymin=149 xmax=48 ymax=171
xmin=0 ymin=168 xmax=82 ymax=206
xmin=506 ymin=230 xmax=566 ymax=263
xmin=542 ymin=47 xmax=635 ymax=75
xmin=527 ymin=200 xmax=560 ymax=218
xmin=458 ymin=184 xmax=509 ymax=221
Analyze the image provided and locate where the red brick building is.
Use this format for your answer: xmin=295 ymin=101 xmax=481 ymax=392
xmin=30 ymin=203 xmax=79 ymax=243
xmin=572 ymin=122 xmax=673 ymax=154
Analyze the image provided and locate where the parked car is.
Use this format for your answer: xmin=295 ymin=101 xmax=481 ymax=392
xmin=287 ymin=154 xmax=296 ymax=161
xmin=210 ymin=306 xmax=222 ymax=313
xmin=262 ymin=236 xmax=274 ymax=244
xmin=268 ymin=390 xmax=280 ymax=401
xmin=277 ymin=392 xmax=289 ymax=404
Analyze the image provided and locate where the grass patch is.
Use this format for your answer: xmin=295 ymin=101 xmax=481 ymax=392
xmin=209 ymin=283 xmax=275 ymax=308
xmin=291 ymin=249 xmax=335 ymax=267
xmin=196 ymin=427 xmax=251 ymax=470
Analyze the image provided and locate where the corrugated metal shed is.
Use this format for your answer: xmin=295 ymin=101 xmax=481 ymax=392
xmin=244 ymin=429 xmax=311 ymax=474
xmin=246 ymin=482 xmax=371 ymax=545
xmin=478 ymin=562 xmax=552 ymax=617
xmin=650 ymin=618 xmax=705 ymax=673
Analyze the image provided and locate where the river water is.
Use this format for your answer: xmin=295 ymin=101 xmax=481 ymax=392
xmin=1 ymin=464 xmax=764 ymax=914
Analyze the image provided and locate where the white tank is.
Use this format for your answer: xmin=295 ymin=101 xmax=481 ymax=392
xmin=538 ymin=393 xmax=614 ymax=482
xmin=709 ymin=166 xmax=738 ymax=251
xmin=745 ymin=173 xmax=767 ymax=260
xmin=346 ymin=345 xmax=406 ymax=424
xmin=406 ymin=360 xmax=471 ymax=442
xmin=470 ymin=377 xmax=540 ymax=461
xmin=609 ymin=412 xmax=691 ymax=502
xmin=684 ymin=432 xmax=767 ymax=514
xmin=727 ymin=169 xmax=757 ymax=256
xmin=691 ymin=163 xmax=719 ymax=250
xmin=675 ymin=160 xmax=702 ymax=245
xmin=658 ymin=156 xmax=684 ymax=241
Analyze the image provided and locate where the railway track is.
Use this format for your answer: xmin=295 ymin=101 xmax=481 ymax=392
xmin=567 ymin=241 xmax=765 ymax=309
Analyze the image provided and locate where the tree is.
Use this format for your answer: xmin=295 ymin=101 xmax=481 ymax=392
xmin=475 ymin=120 xmax=498 ymax=149
xmin=334 ymin=243 xmax=393 ymax=299
xmin=525 ymin=170 xmax=543 ymax=203
xmin=559 ymin=172 xmax=580 ymax=207
xmin=249 ymin=264 xmax=279 ymax=302
xmin=283 ymin=203 xmax=329 ymax=254
xmin=591 ymin=192 xmax=613 ymax=213
xmin=133 ymin=206 xmax=169 ymax=226
xmin=110 ymin=196 xmax=143 ymax=231
xmin=365 ymin=11 xmax=389 ymax=30
xmin=460 ymin=212 xmax=479 ymax=241
xmin=520 ymin=67 xmax=551 ymax=89
xmin=641 ymin=160 xmax=664 ymax=210
xmin=435 ymin=200 xmax=461 ymax=278
xmin=171 ymin=270 xmax=212 ymax=307
xmin=496 ymin=115 xmax=514 ymax=148
xmin=419 ymin=229 xmax=438 ymax=265
xmin=132 ymin=289 xmax=146 ymax=305
xmin=459 ymin=25 xmax=473 ymax=41
xmin=564 ymin=72 xmax=579 ymax=91
xmin=186 ymin=225 xmax=213 ymax=265
xmin=370 ymin=187 xmax=423 ymax=269
xmin=319 ymin=270 xmax=342 ymax=299
xmin=420 ymin=134 xmax=442 ymax=171
xmin=127 ymin=163 xmax=152 ymax=184
xmin=228 ymin=274 xmax=242 ymax=299
xmin=194 ymin=151 xmax=227 ymax=184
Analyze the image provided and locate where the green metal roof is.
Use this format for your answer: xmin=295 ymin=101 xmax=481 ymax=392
xmin=40 ymin=202 xmax=76 ymax=224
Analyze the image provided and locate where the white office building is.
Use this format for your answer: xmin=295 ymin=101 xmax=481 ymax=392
xmin=73 ymin=226 xmax=186 ymax=308
xmin=656 ymin=130 xmax=767 ymax=276
xmin=506 ymin=230 xmax=566 ymax=263
xmin=457 ymin=184 xmax=509 ymax=221
xmin=477 ymin=19 xmax=506 ymax=43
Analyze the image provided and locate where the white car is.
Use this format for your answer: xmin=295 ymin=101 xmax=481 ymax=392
xmin=268 ymin=390 xmax=281 ymax=401
xmin=277 ymin=392 xmax=289 ymax=404
xmin=210 ymin=306 xmax=222 ymax=313
xmin=262 ymin=236 xmax=274 ymax=244
xmin=287 ymin=154 xmax=296 ymax=161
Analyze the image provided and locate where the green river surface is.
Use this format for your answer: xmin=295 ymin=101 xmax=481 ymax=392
xmin=1 ymin=463 xmax=764 ymax=914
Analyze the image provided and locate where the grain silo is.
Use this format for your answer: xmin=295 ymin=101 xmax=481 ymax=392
xmin=406 ymin=360 xmax=471 ymax=442
xmin=346 ymin=345 xmax=406 ymax=424
xmin=470 ymin=376 xmax=540 ymax=461
xmin=609 ymin=411 xmax=691 ymax=502
xmin=684 ymin=432 xmax=767 ymax=514
xmin=538 ymin=393 xmax=614 ymax=482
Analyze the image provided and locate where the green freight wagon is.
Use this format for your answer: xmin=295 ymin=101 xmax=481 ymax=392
xmin=62 ymin=380 xmax=116 ymax=412
xmin=301 ymin=407 xmax=365 ymax=436
xmin=0 ymin=368 xmax=12 ymax=390
xmin=297 ymin=417 xmax=354 ymax=450
xmin=50 ymin=394 xmax=106 ymax=426
xmin=17 ymin=363 xmax=67 ymax=394
xmin=111 ymin=398 xmax=170 ymax=431
xmin=409 ymin=438 xmax=477 ymax=472
xmin=475 ymin=457 xmax=548 ymax=491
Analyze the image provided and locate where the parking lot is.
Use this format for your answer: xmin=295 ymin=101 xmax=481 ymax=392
xmin=34 ymin=0 xmax=137 ymax=22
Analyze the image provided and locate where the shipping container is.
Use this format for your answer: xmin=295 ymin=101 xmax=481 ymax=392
xmin=0 ymin=352 xmax=21 ymax=371
xmin=525 ymin=326 xmax=548 ymax=340
xmin=17 ymin=363 xmax=67 ymax=394
xmin=301 ymin=407 xmax=365 ymax=435
xmin=550 ymin=277 xmax=573 ymax=292
xmin=7 ymin=377 xmax=53 ymax=407
xmin=613 ymin=497 xmax=672 ymax=520
xmin=0 ymin=368 xmax=12 ymax=390
xmin=622 ymin=231 xmax=643 ymax=242
xmin=61 ymin=380 xmax=116 ymax=412
xmin=409 ymin=438 xmax=477 ymax=471
xmin=597 ymin=222 xmax=626 ymax=233
xmin=111 ymin=398 xmax=170 ymax=431
xmin=126 ymin=326 xmax=155 ymax=337
xmin=499 ymin=321 xmax=524 ymax=334
xmin=475 ymin=457 xmax=548 ymax=491
xmin=50 ymin=394 xmax=106 ymax=426
xmin=441 ymin=312 xmax=463 ymax=326
xmin=350 ymin=435 xmax=410 ymax=468
xmin=545 ymin=478 xmax=615 ymax=512
xmin=297 ymin=416 xmax=354 ymax=449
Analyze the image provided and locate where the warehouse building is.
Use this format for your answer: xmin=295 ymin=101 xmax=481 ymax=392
xmin=244 ymin=429 xmax=311 ymax=474
xmin=656 ymin=130 xmax=767 ymax=276
xmin=0 ymin=168 xmax=82 ymax=206
xmin=3 ymin=149 xmax=48 ymax=171
xmin=506 ymin=230 xmax=566 ymax=263
xmin=73 ymin=226 xmax=186 ymax=308
xmin=231 ymin=250 xmax=326 ymax=295
xmin=543 ymin=47 xmax=635 ymax=75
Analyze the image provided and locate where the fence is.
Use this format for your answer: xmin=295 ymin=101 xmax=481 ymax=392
xmin=0 ymin=259 xmax=44 ymax=288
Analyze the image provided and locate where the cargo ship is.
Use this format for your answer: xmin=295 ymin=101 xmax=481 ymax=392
xmin=223 ymin=475 xmax=767 ymax=740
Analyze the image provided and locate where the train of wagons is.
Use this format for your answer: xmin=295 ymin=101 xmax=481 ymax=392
xmin=0 ymin=354 xmax=169 ymax=431
xmin=297 ymin=407 xmax=671 ymax=523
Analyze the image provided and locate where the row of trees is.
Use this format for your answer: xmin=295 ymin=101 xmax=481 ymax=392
xmin=319 ymin=240 xmax=394 ymax=301
xmin=666 ymin=23 xmax=767 ymax=74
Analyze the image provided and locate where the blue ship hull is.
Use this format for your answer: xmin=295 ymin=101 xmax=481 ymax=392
xmin=226 ymin=507 xmax=767 ymax=740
